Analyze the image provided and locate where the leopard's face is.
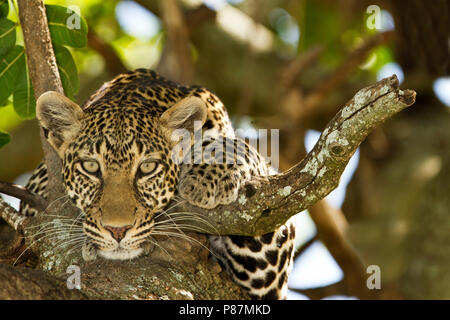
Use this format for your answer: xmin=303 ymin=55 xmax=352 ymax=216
xmin=62 ymin=111 xmax=178 ymax=259
xmin=36 ymin=90 xmax=207 ymax=260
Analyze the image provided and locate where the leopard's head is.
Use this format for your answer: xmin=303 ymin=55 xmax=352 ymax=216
xmin=36 ymin=91 xmax=207 ymax=260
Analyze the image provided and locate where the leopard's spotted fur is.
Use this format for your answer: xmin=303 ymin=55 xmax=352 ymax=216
xmin=20 ymin=69 xmax=295 ymax=299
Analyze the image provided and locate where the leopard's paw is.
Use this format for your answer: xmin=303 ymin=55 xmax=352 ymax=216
xmin=179 ymin=164 xmax=244 ymax=209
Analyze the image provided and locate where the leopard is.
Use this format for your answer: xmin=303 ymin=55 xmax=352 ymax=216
xmin=20 ymin=69 xmax=296 ymax=300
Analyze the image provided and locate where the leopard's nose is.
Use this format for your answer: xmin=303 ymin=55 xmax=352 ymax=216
xmin=104 ymin=225 xmax=132 ymax=242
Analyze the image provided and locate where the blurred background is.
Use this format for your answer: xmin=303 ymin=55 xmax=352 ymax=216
xmin=0 ymin=0 xmax=449 ymax=299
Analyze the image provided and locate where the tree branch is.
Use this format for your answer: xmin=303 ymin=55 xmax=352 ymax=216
xmin=293 ymin=235 xmax=317 ymax=260
xmin=135 ymin=1 xmax=216 ymax=32
xmin=309 ymin=200 xmax=375 ymax=299
xmin=0 ymin=264 xmax=87 ymax=299
xmin=0 ymin=198 xmax=26 ymax=231
xmin=87 ymin=27 xmax=127 ymax=76
xmin=303 ymin=31 xmax=394 ymax=116
xmin=157 ymin=0 xmax=193 ymax=83
xmin=17 ymin=0 xmax=79 ymax=217
xmin=170 ymin=75 xmax=416 ymax=236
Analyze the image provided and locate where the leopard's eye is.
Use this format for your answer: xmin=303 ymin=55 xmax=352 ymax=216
xmin=139 ymin=161 xmax=158 ymax=175
xmin=81 ymin=160 xmax=100 ymax=174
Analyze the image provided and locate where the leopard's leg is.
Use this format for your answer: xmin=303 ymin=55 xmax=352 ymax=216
xmin=19 ymin=161 xmax=48 ymax=217
xmin=0 ymin=162 xmax=48 ymax=230
xmin=178 ymin=135 xmax=296 ymax=299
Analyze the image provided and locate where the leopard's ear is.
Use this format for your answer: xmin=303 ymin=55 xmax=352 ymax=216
xmin=160 ymin=96 xmax=207 ymax=147
xmin=36 ymin=91 xmax=84 ymax=158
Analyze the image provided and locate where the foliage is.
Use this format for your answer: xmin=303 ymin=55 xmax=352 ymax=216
xmin=0 ymin=1 xmax=397 ymax=148
xmin=0 ymin=0 xmax=87 ymax=148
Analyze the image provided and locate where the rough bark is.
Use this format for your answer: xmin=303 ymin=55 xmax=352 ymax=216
xmin=0 ymin=264 xmax=87 ymax=299
xmin=17 ymin=0 xmax=70 ymax=208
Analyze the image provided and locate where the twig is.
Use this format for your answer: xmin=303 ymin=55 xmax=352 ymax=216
xmin=0 ymin=181 xmax=48 ymax=211
xmin=280 ymin=45 xmax=324 ymax=90
xmin=170 ymin=75 xmax=416 ymax=236
xmin=302 ymin=31 xmax=394 ymax=118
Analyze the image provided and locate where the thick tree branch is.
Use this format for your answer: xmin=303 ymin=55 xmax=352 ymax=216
xmin=171 ymin=75 xmax=416 ymax=236
xmin=0 ymin=264 xmax=87 ymax=299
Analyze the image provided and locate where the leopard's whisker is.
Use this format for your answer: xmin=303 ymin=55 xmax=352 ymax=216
xmin=14 ymin=226 xmax=82 ymax=265
xmin=153 ymin=200 xmax=190 ymax=235
xmin=162 ymin=211 xmax=219 ymax=235
xmin=24 ymin=224 xmax=83 ymax=239
xmin=24 ymin=219 xmax=83 ymax=230
xmin=40 ymin=194 xmax=71 ymax=214
xmin=152 ymin=217 xmax=214 ymax=232
xmin=146 ymin=236 xmax=173 ymax=259
xmin=66 ymin=241 xmax=86 ymax=256
xmin=150 ymin=230 xmax=216 ymax=258
xmin=153 ymin=199 xmax=187 ymax=221
xmin=153 ymin=223 xmax=214 ymax=235
xmin=24 ymin=229 xmax=84 ymax=241
xmin=52 ymin=236 xmax=87 ymax=252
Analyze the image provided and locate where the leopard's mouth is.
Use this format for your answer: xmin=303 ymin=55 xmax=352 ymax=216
xmin=97 ymin=246 xmax=143 ymax=260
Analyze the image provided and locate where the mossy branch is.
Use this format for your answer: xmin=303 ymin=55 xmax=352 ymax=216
xmin=171 ymin=75 xmax=416 ymax=236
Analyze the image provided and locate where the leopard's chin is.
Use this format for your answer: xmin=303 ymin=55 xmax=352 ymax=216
xmin=97 ymin=247 xmax=143 ymax=260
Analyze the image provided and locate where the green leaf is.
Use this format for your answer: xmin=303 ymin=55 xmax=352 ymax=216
xmin=54 ymin=45 xmax=79 ymax=99
xmin=0 ymin=130 xmax=10 ymax=148
xmin=0 ymin=18 xmax=16 ymax=57
xmin=0 ymin=0 xmax=8 ymax=18
xmin=46 ymin=4 xmax=88 ymax=48
xmin=13 ymin=56 xmax=35 ymax=119
xmin=0 ymin=45 xmax=24 ymax=104
xmin=0 ymin=96 xmax=10 ymax=107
